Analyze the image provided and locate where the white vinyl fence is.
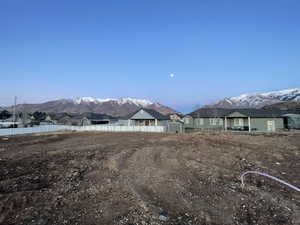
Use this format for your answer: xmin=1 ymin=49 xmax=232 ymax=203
xmin=0 ymin=125 xmax=166 ymax=136
xmin=0 ymin=125 xmax=65 ymax=136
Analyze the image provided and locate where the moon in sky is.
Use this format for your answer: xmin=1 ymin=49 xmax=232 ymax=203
xmin=170 ymin=73 xmax=175 ymax=78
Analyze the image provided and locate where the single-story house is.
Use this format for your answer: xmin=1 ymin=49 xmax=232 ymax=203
xmin=80 ymin=113 xmax=118 ymax=125
xmin=39 ymin=115 xmax=56 ymax=126
xmin=0 ymin=121 xmax=20 ymax=128
xmin=49 ymin=113 xmax=76 ymax=125
xmin=183 ymin=108 xmax=298 ymax=132
xmin=121 ymin=108 xmax=170 ymax=126
xmin=0 ymin=116 xmax=23 ymax=128
xmin=49 ymin=112 xmax=117 ymax=126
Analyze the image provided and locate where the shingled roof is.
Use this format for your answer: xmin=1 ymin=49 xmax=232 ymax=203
xmin=49 ymin=112 xmax=115 ymax=121
xmin=188 ymin=108 xmax=300 ymax=118
xmin=80 ymin=112 xmax=116 ymax=120
xmin=125 ymin=108 xmax=170 ymax=120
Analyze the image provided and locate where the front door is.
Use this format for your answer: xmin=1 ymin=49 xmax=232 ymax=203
xmin=267 ymin=120 xmax=275 ymax=132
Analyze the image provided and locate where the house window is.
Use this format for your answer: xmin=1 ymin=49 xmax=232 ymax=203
xmin=199 ymin=118 xmax=204 ymax=125
xmin=184 ymin=117 xmax=191 ymax=124
xmin=234 ymin=118 xmax=244 ymax=126
xmin=267 ymin=120 xmax=275 ymax=131
xmin=219 ymin=119 xmax=223 ymax=125
xmin=195 ymin=118 xmax=204 ymax=126
xmin=209 ymin=118 xmax=218 ymax=125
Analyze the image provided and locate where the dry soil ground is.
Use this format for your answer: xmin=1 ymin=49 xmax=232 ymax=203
xmin=0 ymin=131 xmax=299 ymax=225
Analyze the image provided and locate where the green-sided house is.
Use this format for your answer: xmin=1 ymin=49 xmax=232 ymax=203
xmin=184 ymin=108 xmax=288 ymax=132
xmin=121 ymin=108 xmax=170 ymax=126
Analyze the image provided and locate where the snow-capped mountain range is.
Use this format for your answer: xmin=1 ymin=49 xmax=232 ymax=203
xmin=7 ymin=97 xmax=177 ymax=117
xmin=4 ymin=88 xmax=300 ymax=115
xmin=73 ymin=97 xmax=154 ymax=107
xmin=203 ymin=88 xmax=300 ymax=109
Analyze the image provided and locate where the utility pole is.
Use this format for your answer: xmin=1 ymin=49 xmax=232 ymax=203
xmin=22 ymin=101 xmax=26 ymax=127
xmin=13 ymin=96 xmax=17 ymax=128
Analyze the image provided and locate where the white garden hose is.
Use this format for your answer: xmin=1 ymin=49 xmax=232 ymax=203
xmin=240 ymin=171 xmax=300 ymax=192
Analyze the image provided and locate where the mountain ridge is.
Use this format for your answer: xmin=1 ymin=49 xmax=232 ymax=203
xmin=203 ymin=88 xmax=300 ymax=109
xmin=5 ymin=97 xmax=177 ymax=117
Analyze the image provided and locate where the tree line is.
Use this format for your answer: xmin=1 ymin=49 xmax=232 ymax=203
xmin=0 ymin=110 xmax=48 ymax=121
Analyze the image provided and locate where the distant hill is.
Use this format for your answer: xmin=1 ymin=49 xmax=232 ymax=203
xmin=5 ymin=97 xmax=177 ymax=117
xmin=203 ymin=88 xmax=300 ymax=109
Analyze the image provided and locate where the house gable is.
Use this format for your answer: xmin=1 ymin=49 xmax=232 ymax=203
xmin=130 ymin=109 xmax=155 ymax=120
xmin=45 ymin=115 xmax=52 ymax=121
xmin=227 ymin=112 xmax=248 ymax=118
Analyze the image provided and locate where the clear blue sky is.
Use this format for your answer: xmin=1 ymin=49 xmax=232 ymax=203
xmin=1 ymin=0 xmax=300 ymax=113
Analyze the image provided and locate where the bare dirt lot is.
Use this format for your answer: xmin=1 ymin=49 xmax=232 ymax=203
xmin=0 ymin=131 xmax=299 ymax=225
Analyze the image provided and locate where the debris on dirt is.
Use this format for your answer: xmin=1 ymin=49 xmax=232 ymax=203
xmin=159 ymin=215 xmax=169 ymax=221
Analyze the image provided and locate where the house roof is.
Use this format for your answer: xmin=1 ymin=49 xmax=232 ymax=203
xmin=125 ymin=108 xmax=170 ymax=120
xmin=167 ymin=112 xmax=183 ymax=118
xmin=188 ymin=108 xmax=300 ymax=118
xmin=80 ymin=112 xmax=116 ymax=120
xmin=50 ymin=112 xmax=115 ymax=121
xmin=49 ymin=113 xmax=71 ymax=120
